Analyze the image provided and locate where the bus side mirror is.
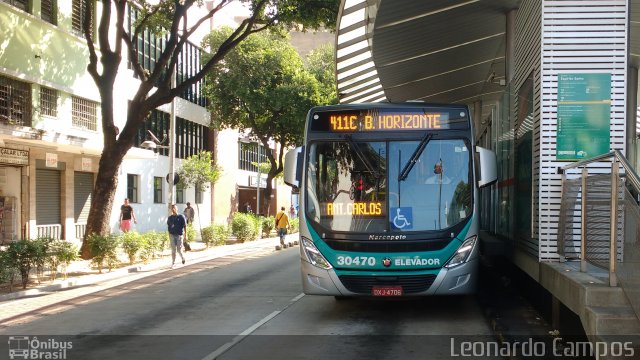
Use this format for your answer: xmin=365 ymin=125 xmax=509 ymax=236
xmin=284 ymin=146 xmax=304 ymax=188
xmin=476 ymin=146 xmax=497 ymax=188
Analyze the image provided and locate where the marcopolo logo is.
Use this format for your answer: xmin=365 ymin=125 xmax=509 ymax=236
xmin=8 ymin=336 xmax=72 ymax=359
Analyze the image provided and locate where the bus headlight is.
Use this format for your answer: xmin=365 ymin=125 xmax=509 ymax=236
xmin=444 ymin=236 xmax=477 ymax=268
xmin=301 ymin=236 xmax=333 ymax=270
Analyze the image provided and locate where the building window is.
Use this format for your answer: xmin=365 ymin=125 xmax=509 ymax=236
xmin=239 ymin=142 xmax=268 ymax=172
xmin=176 ymin=183 xmax=184 ymax=204
xmin=40 ymin=87 xmax=58 ymax=117
xmin=72 ymin=0 xmax=94 ymax=37
xmin=153 ymin=177 xmax=163 ymax=203
xmin=127 ymin=174 xmax=139 ymax=203
xmin=0 ymin=75 xmax=31 ymax=126
xmin=1 ymin=0 xmax=28 ymax=12
xmin=41 ymin=0 xmax=57 ymax=25
xmin=72 ymin=96 xmax=97 ymax=131
xmin=135 ymin=109 xmax=209 ymax=159
xmin=195 ymin=188 xmax=203 ymax=204
xmin=128 ymin=7 xmax=206 ymax=106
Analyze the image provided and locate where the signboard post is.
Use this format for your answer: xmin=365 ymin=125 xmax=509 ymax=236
xmin=556 ymin=73 xmax=612 ymax=160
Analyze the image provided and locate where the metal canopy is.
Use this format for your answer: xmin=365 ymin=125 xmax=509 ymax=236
xmin=336 ymin=0 xmax=518 ymax=118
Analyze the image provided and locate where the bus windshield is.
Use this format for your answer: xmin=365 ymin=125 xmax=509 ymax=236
xmin=306 ymin=139 xmax=472 ymax=233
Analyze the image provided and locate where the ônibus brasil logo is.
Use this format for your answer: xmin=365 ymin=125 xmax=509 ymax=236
xmin=8 ymin=336 xmax=72 ymax=360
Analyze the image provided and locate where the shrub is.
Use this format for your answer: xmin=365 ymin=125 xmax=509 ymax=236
xmin=231 ymin=212 xmax=258 ymax=242
xmin=87 ymin=233 xmax=120 ymax=273
xmin=289 ymin=218 xmax=299 ymax=233
xmin=32 ymin=237 xmax=53 ymax=283
xmin=202 ymin=224 xmax=229 ymax=247
xmin=261 ymin=216 xmax=275 ymax=237
xmin=6 ymin=240 xmax=38 ymax=289
xmin=186 ymin=223 xmax=196 ymax=243
xmin=121 ymin=231 xmax=144 ymax=264
xmin=140 ymin=231 xmax=164 ymax=263
xmin=212 ymin=224 xmax=229 ymax=246
xmin=0 ymin=249 xmax=18 ymax=292
xmin=48 ymin=240 xmax=78 ymax=280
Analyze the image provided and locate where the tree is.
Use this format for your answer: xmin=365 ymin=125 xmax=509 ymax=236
xmin=204 ymin=30 xmax=332 ymax=215
xmin=306 ymin=43 xmax=339 ymax=105
xmin=79 ymin=0 xmax=339 ymax=259
xmin=176 ymin=151 xmax=221 ymax=233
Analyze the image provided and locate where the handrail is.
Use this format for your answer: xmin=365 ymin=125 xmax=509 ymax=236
xmin=560 ymin=150 xmax=640 ymax=194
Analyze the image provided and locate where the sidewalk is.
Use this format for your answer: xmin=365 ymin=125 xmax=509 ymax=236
xmin=0 ymin=234 xmax=298 ymax=323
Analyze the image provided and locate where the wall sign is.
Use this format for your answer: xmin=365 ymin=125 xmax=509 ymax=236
xmin=81 ymin=158 xmax=92 ymax=171
xmin=556 ymin=73 xmax=612 ymax=160
xmin=45 ymin=153 xmax=58 ymax=167
xmin=0 ymin=147 xmax=29 ymax=166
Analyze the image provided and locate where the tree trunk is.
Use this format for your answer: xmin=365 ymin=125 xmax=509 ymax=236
xmin=80 ymin=149 xmax=125 ymax=259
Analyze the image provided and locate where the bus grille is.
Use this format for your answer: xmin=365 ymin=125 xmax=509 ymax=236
xmin=338 ymin=274 xmax=438 ymax=294
xmin=325 ymin=239 xmax=449 ymax=253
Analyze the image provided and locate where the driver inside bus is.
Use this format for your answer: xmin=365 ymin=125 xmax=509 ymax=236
xmin=422 ymin=158 xmax=452 ymax=185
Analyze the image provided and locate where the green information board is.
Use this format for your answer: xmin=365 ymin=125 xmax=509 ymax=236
xmin=556 ymin=73 xmax=611 ymax=160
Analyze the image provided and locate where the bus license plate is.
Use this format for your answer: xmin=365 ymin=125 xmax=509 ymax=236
xmin=372 ymin=286 xmax=403 ymax=296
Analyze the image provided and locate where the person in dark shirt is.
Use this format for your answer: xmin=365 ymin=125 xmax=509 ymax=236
xmin=119 ymin=198 xmax=137 ymax=233
xmin=167 ymin=204 xmax=187 ymax=268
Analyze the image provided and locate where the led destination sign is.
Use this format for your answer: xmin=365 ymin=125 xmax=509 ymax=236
xmin=310 ymin=108 xmax=469 ymax=132
xmin=326 ymin=202 xmax=383 ymax=216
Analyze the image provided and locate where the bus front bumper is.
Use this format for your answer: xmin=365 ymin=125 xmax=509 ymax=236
xmin=301 ymin=258 xmax=479 ymax=296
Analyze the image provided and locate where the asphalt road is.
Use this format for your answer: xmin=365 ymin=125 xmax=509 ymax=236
xmin=1 ymin=248 xmax=511 ymax=360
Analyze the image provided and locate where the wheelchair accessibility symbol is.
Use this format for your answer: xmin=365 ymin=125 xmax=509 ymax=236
xmin=391 ymin=207 xmax=413 ymax=230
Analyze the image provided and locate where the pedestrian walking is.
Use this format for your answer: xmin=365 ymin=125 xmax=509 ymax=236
xmin=184 ymin=202 xmax=195 ymax=224
xmin=276 ymin=206 xmax=290 ymax=248
xmin=119 ymin=198 xmax=137 ymax=233
xmin=289 ymin=204 xmax=296 ymax=219
xmin=167 ymin=204 xmax=187 ymax=268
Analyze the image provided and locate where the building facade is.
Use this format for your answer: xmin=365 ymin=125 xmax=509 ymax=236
xmin=0 ymin=2 xmax=200 ymax=242
xmin=0 ymin=1 xmax=302 ymax=243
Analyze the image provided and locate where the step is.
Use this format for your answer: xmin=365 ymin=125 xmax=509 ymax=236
xmin=585 ymin=306 xmax=640 ymax=335
xmin=585 ymin=286 xmax=632 ymax=308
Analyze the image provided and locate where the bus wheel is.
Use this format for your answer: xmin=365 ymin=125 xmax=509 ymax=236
xmin=334 ymin=296 xmax=351 ymax=300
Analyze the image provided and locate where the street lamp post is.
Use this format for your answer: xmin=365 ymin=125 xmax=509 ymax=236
xmin=168 ymin=71 xmax=177 ymax=211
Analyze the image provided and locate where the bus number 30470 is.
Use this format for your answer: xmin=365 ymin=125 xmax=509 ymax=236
xmin=336 ymin=255 xmax=376 ymax=266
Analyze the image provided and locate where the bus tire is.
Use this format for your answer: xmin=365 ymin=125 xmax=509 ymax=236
xmin=334 ymin=296 xmax=351 ymax=300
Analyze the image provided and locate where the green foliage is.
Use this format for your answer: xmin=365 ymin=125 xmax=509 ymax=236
xmin=212 ymin=224 xmax=229 ymax=246
xmin=306 ymin=43 xmax=338 ymax=105
xmin=204 ymin=29 xmax=321 ymax=149
xmin=289 ymin=217 xmax=300 ymax=233
xmin=31 ymin=237 xmax=53 ymax=283
xmin=201 ymin=224 xmax=228 ymax=247
xmin=87 ymin=234 xmax=120 ymax=273
xmin=0 ymin=249 xmax=18 ymax=291
xmin=120 ymin=231 xmax=144 ymax=264
xmin=185 ymin=223 xmax=196 ymax=245
xmin=231 ymin=213 xmax=258 ymax=243
xmin=177 ymin=151 xmax=221 ymax=193
xmin=139 ymin=231 xmax=165 ymax=263
xmin=48 ymin=240 xmax=78 ymax=280
xmin=261 ymin=216 xmax=275 ymax=237
xmin=6 ymin=240 xmax=39 ymax=289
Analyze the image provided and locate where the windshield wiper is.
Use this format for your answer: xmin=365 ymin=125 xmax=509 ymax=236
xmin=398 ymin=133 xmax=433 ymax=181
xmin=345 ymin=135 xmax=379 ymax=179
